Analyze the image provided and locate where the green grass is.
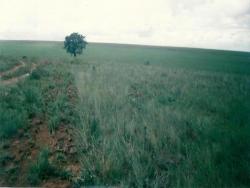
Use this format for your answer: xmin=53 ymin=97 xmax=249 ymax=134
xmin=73 ymin=62 xmax=250 ymax=187
xmin=27 ymin=148 xmax=55 ymax=185
xmin=0 ymin=58 xmax=79 ymax=186
xmin=0 ymin=41 xmax=250 ymax=187
xmin=27 ymin=148 xmax=71 ymax=185
xmin=1 ymin=40 xmax=250 ymax=74
xmin=0 ymin=85 xmax=28 ymax=138
xmin=0 ymin=56 xmax=20 ymax=72
xmin=1 ymin=65 xmax=31 ymax=80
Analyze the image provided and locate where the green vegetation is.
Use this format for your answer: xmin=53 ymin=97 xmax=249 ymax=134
xmin=0 ymin=55 xmax=79 ymax=186
xmin=1 ymin=41 xmax=250 ymax=74
xmin=0 ymin=56 xmax=20 ymax=72
xmin=73 ymin=61 xmax=250 ymax=187
xmin=27 ymin=148 xmax=55 ymax=185
xmin=27 ymin=148 xmax=71 ymax=185
xmin=0 ymin=84 xmax=30 ymax=139
xmin=64 ymin=33 xmax=87 ymax=57
xmin=1 ymin=65 xmax=31 ymax=80
xmin=0 ymin=41 xmax=250 ymax=187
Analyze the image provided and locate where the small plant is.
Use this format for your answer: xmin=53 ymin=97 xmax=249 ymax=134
xmin=22 ymin=85 xmax=42 ymax=117
xmin=55 ymin=153 xmax=67 ymax=163
xmin=48 ymin=115 xmax=61 ymax=133
xmin=30 ymin=67 xmax=49 ymax=80
xmin=27 ymin=148 xmax=55 ymax=185
xmin=27 ymin=148 xmax=73 ymax=185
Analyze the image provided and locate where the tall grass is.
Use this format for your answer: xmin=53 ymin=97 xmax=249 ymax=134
xmin=0 ymin=41 xmax=250 ymax=187
xmin=27 ymin=148 xmax=71 ymax=185
xmin=73 ymin=60 xmax=250 ymax=187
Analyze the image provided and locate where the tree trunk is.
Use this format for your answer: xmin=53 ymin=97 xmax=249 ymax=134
xmin=73 ymin=52 xmax=76 ymax=57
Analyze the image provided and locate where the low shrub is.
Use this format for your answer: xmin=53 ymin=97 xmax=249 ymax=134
xmin=30 ymin=67 xmax=49 ymax=80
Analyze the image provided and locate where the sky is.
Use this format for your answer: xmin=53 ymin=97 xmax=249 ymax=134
xmin=0 ymin=0 xmax=250 ymax=52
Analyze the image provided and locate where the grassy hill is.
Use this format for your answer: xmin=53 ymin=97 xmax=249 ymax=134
xmin=1 ymin=40 xmax=250 ymax=74
xmin=0 ymin=41 xmax=250 ymax=187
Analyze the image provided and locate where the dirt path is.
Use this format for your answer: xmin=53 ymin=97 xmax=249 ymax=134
xmin=1 ymin=73 xmax=30 ymax=85
xmin=0 ymin=62 xmax=37 ymax=85
xmin=0 ymin=61 xmax=25 ymax=77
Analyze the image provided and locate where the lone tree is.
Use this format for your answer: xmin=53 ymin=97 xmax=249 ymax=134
xmin=64 ymin=32 xmax=87 ymax=57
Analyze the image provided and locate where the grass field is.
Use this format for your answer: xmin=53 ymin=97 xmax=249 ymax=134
xmin=0 ymin=41 xmax=250 ymax=187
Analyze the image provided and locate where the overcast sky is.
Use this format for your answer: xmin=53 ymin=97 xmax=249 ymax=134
xmin=0 ymin=0 xmax=250 ymax=51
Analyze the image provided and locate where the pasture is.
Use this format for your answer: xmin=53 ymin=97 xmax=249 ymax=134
xmin=0 ymin=41 xmax=250 ymax=187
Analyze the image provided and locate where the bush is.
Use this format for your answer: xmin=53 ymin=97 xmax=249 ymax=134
xmin=30 ymin=67 xmax=49 ymax=80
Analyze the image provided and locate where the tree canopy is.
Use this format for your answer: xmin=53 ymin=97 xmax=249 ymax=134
xmin=64 ymin=33 xmax=87 ymax=57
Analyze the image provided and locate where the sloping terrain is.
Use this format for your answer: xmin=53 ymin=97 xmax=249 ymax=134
xmin=0 ymin=42 xmax=250 ymax=187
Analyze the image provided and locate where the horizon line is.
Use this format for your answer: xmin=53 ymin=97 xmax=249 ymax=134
xmin=0 ymin=39 xmax=249 ymax=53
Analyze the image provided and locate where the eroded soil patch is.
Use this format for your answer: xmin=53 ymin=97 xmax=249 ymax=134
xmin=0 ymin=62 xmax=81 ymax=187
